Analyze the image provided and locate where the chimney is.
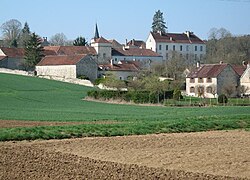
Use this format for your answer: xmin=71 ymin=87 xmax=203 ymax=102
xmin=170 ymin=37 xmax=173 ymax=41
xmin=132 ymin=39 xmax=135 ymax=46
xmin=125 ymin=39 xmax=128 ymax=45
xmin=196 ymin=61 xmax=200 ymax=68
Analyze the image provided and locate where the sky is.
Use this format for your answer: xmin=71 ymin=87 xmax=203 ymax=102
xmin=0 ymin=0 xmax=250 ymax=44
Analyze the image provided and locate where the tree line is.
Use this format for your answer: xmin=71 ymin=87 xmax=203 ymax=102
xmin=0 ymin=19 xmax=88 ymax=48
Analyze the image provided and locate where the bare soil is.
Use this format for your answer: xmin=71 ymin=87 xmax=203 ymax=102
xmin=1 ymin=130 xmax=249 ymax=179
xmin=0 ymin=120 xmax=119 ymax=128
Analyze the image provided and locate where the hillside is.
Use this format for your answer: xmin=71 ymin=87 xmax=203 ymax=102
xmin=0 ymin=73 xmax=249 ymax=141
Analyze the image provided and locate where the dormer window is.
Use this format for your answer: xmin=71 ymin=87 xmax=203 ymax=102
xmin=190 ymin=78 xmax=195 ymax=83
xmin=198 ymin=78 xmax=203 ymax=83
xmin=207 ymin=77 xmax=212 ymax=83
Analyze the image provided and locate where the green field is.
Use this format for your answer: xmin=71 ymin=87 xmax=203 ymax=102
xmin=0 ymin=73 xmax=249 ymax=141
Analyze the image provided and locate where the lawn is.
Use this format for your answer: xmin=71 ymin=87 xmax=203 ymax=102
xmin=0 ymin=73 xmax=249 ymax=141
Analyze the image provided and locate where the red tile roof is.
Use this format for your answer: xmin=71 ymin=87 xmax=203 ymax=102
xmin=112 ymin=47 xmax=161 ymax=57
xmin=127 ymin=39 xmax=146 ymax=48
xmin=94 ymin=37 xmax=111 ymax=44
xmin=99 ymin=61 xmax=140 ymax=72
xmin=37 ymin=54 xmax=87 ymax=66
xmin=43 ymin=46 xmax=97 ymax=56
xmin=0 ymin=47 xmax=25 ymax=58
xmin=187 ymin=64 xmax=229 ymax=78
xmin=151 ymin=32 xmax=205 ymax=44
xmin=232 ymin=65 xmax=247 ymax=76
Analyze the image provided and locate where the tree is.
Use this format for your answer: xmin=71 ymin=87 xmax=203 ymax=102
xmin=19 ymin=22 xmax=31 ymax=47
xmin=49 ymin=33 xmax=67 ymax=46
xmin=73 ymin=36 xmax=87 ymax=46
xmin=24 ymin=33 xmax=44 ymax=70
xmin=1 ymin=19 xmax=22 ymax=47
xmin=151 ymin=10 xmax=167 ymax=33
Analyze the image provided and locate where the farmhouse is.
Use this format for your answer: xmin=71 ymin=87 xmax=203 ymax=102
xmin=186 ymin=62 xmax=246 ymax=98
xmin=146 ymin=31 xmax=206 ymax=63
xmin=36 ymin=54 xmax=98 ymax=81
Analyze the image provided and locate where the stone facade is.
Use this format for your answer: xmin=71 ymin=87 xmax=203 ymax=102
xmin=36 ymin=65 xmax=76 ymax=79
xmin=76 ymin=56 xmax=98 ymax=81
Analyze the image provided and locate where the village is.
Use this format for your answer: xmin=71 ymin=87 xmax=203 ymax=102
xmin=0 ymin=22 xmax=250 ymax=100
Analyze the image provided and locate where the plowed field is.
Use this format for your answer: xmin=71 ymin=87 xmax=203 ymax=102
xmin=1 ymin=130 xmax=249 ymax=179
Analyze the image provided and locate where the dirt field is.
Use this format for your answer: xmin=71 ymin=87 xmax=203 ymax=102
xmin=1 ymin=130 xmax=250 ymax=179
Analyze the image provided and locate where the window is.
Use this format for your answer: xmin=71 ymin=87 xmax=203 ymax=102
xmin=195 ymin=46 xmax=197 ymax=51
xmin=200 ymin=54 xmax=203 ymax=60
xmin=119 ymin=77 xmax=123 ymax=80
xmin=198 ymin=78 xmax=203 ymax=83
xmin=115 ymin=58 xmax=117 ymax=61
xmin=159 ymin=45 xmax=162 ymax=50
xmin=190 ymin=87 xmax=195 ymax=93
xmin=180 ymin=45 xmax=183 ymax=51
xmin=195 ymin=54 xmax=197 ymax=60
xmin=186 ymin=45 xmax=189 ymax=51
xmin=173 ymin=45 xmax=175 ymax=51
xmin=103 ymin=53 xmax=106 ymax=59
xmin=206 ymin=77 xmax=212 ymax=83
xmin=200 ymin=46 xmax=203 ymax=51
xmin=206 ymin=86 xmax=212 ymax=93
xmin=166 ymin=45 xmax=168 ymax=50
xmin=190 ymin=78 xmax=195 ymax=83
xmin=186 ymin=54 xmax=189 ymax=60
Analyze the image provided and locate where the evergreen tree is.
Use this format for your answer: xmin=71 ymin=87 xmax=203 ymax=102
xmin=20 ymin=22 xmax=31 ymax=47
xmin=24 ymin=33 xmax=44 ymax=70
xmin=151 ymin=10 xmax=167 ymax=33
xmin=73 ymin=36 xmax=87 ymax=46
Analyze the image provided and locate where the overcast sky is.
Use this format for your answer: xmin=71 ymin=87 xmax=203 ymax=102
xmin=0 ymin=0 xmax=250 ymax=43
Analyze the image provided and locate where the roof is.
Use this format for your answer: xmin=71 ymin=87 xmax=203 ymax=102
xmin=43 ymin=46 xmax=97 ymax=56
xmin=0 ymin=47 xmax=25 ymax=58
xmin=232 ymin=65 xmax=247 ymax=76
xmin=37 ymin=54 xmax=87 ymax=66
xmin=0 ymin=56 xmax=6 ymax=61
xmin=99 ymin=61 xmax=140 ymax=72
xmin=108 ymin=39 xmax=123 ymax=48
xmin=187 ymin=64 xmax=229 ymax=78
xmin=112 ymin=47 xmax=161 ymax=57
xmin=94 ymin=37 xmax=111 ymax=44
xmin=127 ymin=39 xmax=146 ymax=48
xmin=151 ymin=32 xmax=205 ymax=44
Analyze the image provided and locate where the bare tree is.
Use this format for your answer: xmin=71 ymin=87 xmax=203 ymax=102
xmin=1 ymin=19 xmax=22 ymax=47
xmin=239 ymin=85 xmax=249 ymax=97
xmin=49 ymin=33 xmax=68 ymax=46
xmin=222 ymin=85 xmax=235 ymax=97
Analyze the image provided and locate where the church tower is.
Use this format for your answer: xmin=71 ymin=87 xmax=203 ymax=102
xmin=90 ymin=23 xmax=112 ymax=64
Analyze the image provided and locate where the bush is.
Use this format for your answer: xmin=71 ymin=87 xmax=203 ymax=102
xmin=173 ymin=89 xmax=182 ymax=100
xmin=94 ymin=78 xmax=105 ymax=85
xmin=218 ymin=94 xmax=228 ymax=104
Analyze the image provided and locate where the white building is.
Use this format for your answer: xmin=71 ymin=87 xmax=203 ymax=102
xmin=240 ymin=63 xmax=250 ymax=95
xmin=186 ymin=62 xmax=246 ymax=98
xmin=146 ymin=31 xmax=206 ymax=64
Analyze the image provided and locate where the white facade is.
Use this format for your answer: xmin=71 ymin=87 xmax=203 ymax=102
xmin=146 ymin=32 xmax=206 ymax=63
xmin=36 ymin=65 xmax=76 ymax=79
xmin=240 ymin=65 xmax=250 ymax=95
xmin=186 ymin=77 xmax=217 ymax=98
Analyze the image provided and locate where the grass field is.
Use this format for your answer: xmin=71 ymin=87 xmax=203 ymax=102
xmin=0 ymin=73 xmax=249 ymax=141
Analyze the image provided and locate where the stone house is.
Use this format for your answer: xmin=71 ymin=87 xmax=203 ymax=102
xmin=240 ymin=63 xmax=250 ymax=95
xmin=146 ymin=31 xmax=206 ymax=63
xmin=0 ymin=47 xmax=25 ymax=70
xmin=99 ymin=60 xmax=140 ymax=80
xmin=186 ymin=62 xmax=246 ymax=98
xmin=36 ymin=54 xmax=98 ymax=81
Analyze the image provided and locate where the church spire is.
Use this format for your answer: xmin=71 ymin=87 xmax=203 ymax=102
xmin=94 ymin=23 xmax=100 ymax=39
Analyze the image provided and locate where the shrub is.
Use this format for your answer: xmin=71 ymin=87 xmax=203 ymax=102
xmin=218 ymin=94 xmax=228 ymax=104
xmin=94 ymin=78 xmax=105 ymax=85
xmin=77 ymin=75 xmax=89 ymax=80
xmin=173 ymin=89 xmax=182 ymax=100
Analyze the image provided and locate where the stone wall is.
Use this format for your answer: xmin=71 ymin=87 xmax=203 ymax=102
xmin=76 ymin=56 xmax=97 ymax=82
xmin=36 ymin=65 xmax=76 ymax=79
